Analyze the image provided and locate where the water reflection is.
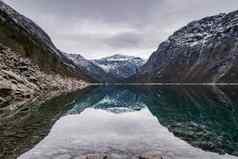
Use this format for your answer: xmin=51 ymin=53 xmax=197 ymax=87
xmin=141 ymin=86 xmax=238 ymax=156
xmin=18 ymin=85 xmax=238 ymax=159
xmin=0 ymin=87 xmax=95 ymax=159
xmin=68 ymin=87 xmax=144 ymax=114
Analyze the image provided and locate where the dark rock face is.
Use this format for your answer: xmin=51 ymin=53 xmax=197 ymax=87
xmin=94 ymin=54 xmax=145 ymax=81
xmin=0 ymin=1 xmax=93 ymax=82
xmin=134 ymin=11 xmax=238 ymax=83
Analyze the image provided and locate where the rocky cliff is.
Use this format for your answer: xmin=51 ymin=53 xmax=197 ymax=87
xmin=134 ymin=10 xmax=238 ymax=83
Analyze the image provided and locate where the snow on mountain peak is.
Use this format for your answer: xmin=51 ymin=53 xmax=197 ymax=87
xmin=93 ymin=54 xmax=145 ymax=79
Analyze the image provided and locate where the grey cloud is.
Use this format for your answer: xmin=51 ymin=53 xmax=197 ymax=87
xmin=3 ymin=0 xmax=238 ymax=59
xmin=103 ymin=32 xmax=142 ymax=49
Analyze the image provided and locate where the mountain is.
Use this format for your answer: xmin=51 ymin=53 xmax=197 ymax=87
xmin=0 ymin=1 xmax=91 ymax=114
xmin=0 ymin=0 xmax=93 ymax=81
xmin=133 ymin=10 xmax=238 ymax=83
xmin=94 ymin=54 xmax=145 ymax=81
xmin=63 ymin=53 xmax=114 ymax=82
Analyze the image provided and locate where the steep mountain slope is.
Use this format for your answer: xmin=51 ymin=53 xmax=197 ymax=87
xmin=134 ymin=11 xmax=238 ymax=83
xmin=0 ymin=0 xmax=93 ymax=81
xmin=94 ymin=54 xmax=145 ymax=81
xmin=63 ymin=53 xmax=113 ymax=82
xmin=0 ymin=1 xmax=90 ymax=118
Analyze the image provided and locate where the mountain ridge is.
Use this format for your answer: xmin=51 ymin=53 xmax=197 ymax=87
xmin=93 ymin=54 xmax=145 ymax=81
xmin=132 ymin=10 xmax=238 ymax=83
xmin=63 ymin=53 xmax=114 ymax=82
xmin=0 ymin=0 xmax=94 ymax=81
xmin=63 ymin=53 xmax=145 ymax=82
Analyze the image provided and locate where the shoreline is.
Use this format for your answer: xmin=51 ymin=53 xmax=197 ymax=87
xmin=88 ymin=82 xmax=238 ymax=86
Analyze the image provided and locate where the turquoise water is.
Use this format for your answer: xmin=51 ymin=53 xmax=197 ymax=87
xmin=4 ymin=86 xmax=238 ymax=159
xmin=1 ymin=86 xmax=238 ymax=159
xmin=67 ymin=85 xmax=238 ymax=157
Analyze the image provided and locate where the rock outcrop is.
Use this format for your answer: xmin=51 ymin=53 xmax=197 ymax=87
xmin=133 ymin=10 xmax=238 ymax=83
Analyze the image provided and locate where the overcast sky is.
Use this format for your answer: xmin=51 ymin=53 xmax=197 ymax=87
xmin=3 ymin=0 xmax=238 ymax=59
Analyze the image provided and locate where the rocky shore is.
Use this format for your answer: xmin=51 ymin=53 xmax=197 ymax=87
xmin=74 ymin=151 xmax=163 ymax=159
xmin=0 ymin=43 xmax=87 ymax=122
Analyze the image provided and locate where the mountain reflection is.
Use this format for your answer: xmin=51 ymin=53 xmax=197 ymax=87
xmin=140 ymin=86 xmax=238 ymax=156
xmin=14 ymin=85 xmax=238 ymax=159
xmin=67 ymin=86 xmax=145 ymax=114
xmin=41 ymin=85 xmax=238 ymax=157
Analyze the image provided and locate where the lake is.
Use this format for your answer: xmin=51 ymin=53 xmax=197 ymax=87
xmin=1 ymin=85 xmax=238 ymax=159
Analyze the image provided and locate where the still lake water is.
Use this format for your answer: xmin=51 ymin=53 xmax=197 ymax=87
xmin=1 ymin=85 xmax=238 ymax=159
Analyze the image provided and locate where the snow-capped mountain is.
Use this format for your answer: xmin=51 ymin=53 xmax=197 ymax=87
xmin=133 ymin=10 xmax=238 ymax=83
xmin=63 ymin=53 xmax=114 ymax=82
xmin=93 ymin=54 xmax=145 ymax=81
xmin=64 ymin=54 xmax=145 ymax=82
